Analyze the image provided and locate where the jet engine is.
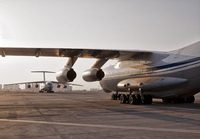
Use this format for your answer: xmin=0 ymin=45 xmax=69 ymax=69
xmin=57 ymin=84 xmax=61 ymax=88
xmin=27 ymin=84 xmax=31 ymax=88
xmin=56 ymin=68 xmax=77 ymax=83
xmin=82 ymin=68 xmax=105 ymax=82
xmin=35 ymin=84 xmax=39 ymax=88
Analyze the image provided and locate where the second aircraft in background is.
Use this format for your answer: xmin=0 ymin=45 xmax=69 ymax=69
xmin=4 ymin=71 xmax=82 ymax=93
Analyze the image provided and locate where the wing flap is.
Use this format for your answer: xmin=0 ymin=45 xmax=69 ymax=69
xmin=0 ymin=48 xmax=59 ymax=57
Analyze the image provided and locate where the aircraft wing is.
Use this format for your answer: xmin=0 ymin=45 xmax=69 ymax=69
xmin=0 ymin=47 xmax=168 ymax=61
xmin=4 ymin=81 xmax=45 ymax=85
xmin=51 ymin=81 xmax=83 ymax=86
xmin=4 ymin=81 xmax=83 ymax=86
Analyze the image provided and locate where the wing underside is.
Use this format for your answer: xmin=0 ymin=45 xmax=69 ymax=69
xmin=4 ymin=81 xmax=45 ymax=85
xmin=0 ymin=47 xmax=168 ymax=61
xmin=4 ymin=81 xmax=83 ymax=86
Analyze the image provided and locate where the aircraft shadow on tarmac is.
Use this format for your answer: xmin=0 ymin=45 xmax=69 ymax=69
xmin=106 ymin=102 xmax=200 ymax=126
xmin=152 ymin=101 xmax=200 ymax=110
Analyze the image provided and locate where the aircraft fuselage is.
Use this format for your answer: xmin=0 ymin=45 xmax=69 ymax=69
xmin=100 ymin=46 xmax=200 ymax=99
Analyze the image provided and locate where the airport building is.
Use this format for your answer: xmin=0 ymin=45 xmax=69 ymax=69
xmin=4 ymin=84 xmax=20 ymax=91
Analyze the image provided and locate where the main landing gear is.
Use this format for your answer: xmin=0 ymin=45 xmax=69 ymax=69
xmin=119 ymin=94 xmax=152 ymax=105
xmin=39 ymin=90 xmax=54 ymax=93
xmin=112 ymin=89 xmax=153 ymax=105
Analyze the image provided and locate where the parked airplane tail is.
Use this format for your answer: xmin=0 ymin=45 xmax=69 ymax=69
xmin=31 ymin=71 xmax=55 ymax=82
xmin=31 ymin=71 xmax=55 ymax=73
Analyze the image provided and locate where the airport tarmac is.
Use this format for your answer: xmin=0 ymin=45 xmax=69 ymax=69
xmin=0 ymin=91 xmax=199 ymax=139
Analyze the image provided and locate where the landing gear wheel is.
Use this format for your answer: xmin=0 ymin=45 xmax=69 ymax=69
xmin=162 ymin=98 xmax=173 ymax=103
xmin=126 ymin=94 xmax=130 ymax=104
xmin=120 ymin=94 xmax=127 ymax=104
xmin=47 ymin=91 xmax=54 ymax=93
xmin=117 ymin=94 xmax=121 ymax=100
xmin=172 ymin=98 xmax=185 ymax=103
xmin=142 ymin=95 xmax=152 ymax=104
xmin=129 ymin=94 xmax=141 ymax=105
xmin=185 ymin=96 xmax=195 ymax=103
xmin=135 ymin=94 xmax=141 ymax=105
xmin=129 ymin=95 xmax=134 ymax=105
xmin=111 ymin=94 xmax=117 ymax=100
xmin=112 ymin=91 xmax=120 ymax=100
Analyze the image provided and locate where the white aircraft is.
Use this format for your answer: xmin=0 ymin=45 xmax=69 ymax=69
xmin=1 ymin=41 xmax=200 ymax=104
xmin=4 ymin=71 xmax=82 ymax=93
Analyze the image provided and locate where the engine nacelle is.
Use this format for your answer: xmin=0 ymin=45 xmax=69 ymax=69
xmin=82 ymin=68 xmax=105 ymax=82
xmin=35 ymin=84 xmax=39 ymax=88
xmin=27 ymin=84 xmax=31 ymax=88
xmin=56 ymin=68 xmax=77 ymax=83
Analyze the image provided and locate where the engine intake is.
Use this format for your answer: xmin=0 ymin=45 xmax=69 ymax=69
xmin=35 ymin=84 xmax=39 ymax=88
xmin=56 ymin=68 xmax=76 ymax=83
xmin=82 ymin=68 xmax=105 ymax=82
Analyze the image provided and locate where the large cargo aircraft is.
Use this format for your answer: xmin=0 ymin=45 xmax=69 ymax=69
xmin=4 ymin=71 xmax=82 ymax=93
xmin=1 ymin=41 xmax=200 ymax=104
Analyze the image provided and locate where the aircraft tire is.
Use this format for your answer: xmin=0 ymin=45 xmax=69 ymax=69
xmin=120 ymin=94 xmax=127 ymax=104
xmin=112 ymin=94 xmax=121 ymax=100
xmin=162 ymin=98 xmax=173 ymax=103
xmin=135 ymin=94 xmax=141 ymax=104
xmin=129 ymin=94 xmax=141 ymax=105
xmin=129 ymin=95 xmax=134 ymax=105
xmin=142 ymin=95 xmax=152 ymax=104
xmin=126 ymin=94 xmax=130 ymax=104
xmin=117 ymin=94 xmax=121 ymax=100
xmin=111 ymin=94 xmax=116 ymax=100
xmin=185 ymin=96 xmax=195 ymax=103
xmin=172 ymin=98 xmax=185 ymax=103
xmin=129 ymin=95 xmax=138 ymax=105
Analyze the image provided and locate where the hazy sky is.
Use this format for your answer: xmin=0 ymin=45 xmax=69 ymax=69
xmin=0 ymin=0 xmax=199 ymax=90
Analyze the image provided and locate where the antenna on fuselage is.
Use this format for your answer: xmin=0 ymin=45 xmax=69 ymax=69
xmin=31 ymin=71 xmax=55 ymax=82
